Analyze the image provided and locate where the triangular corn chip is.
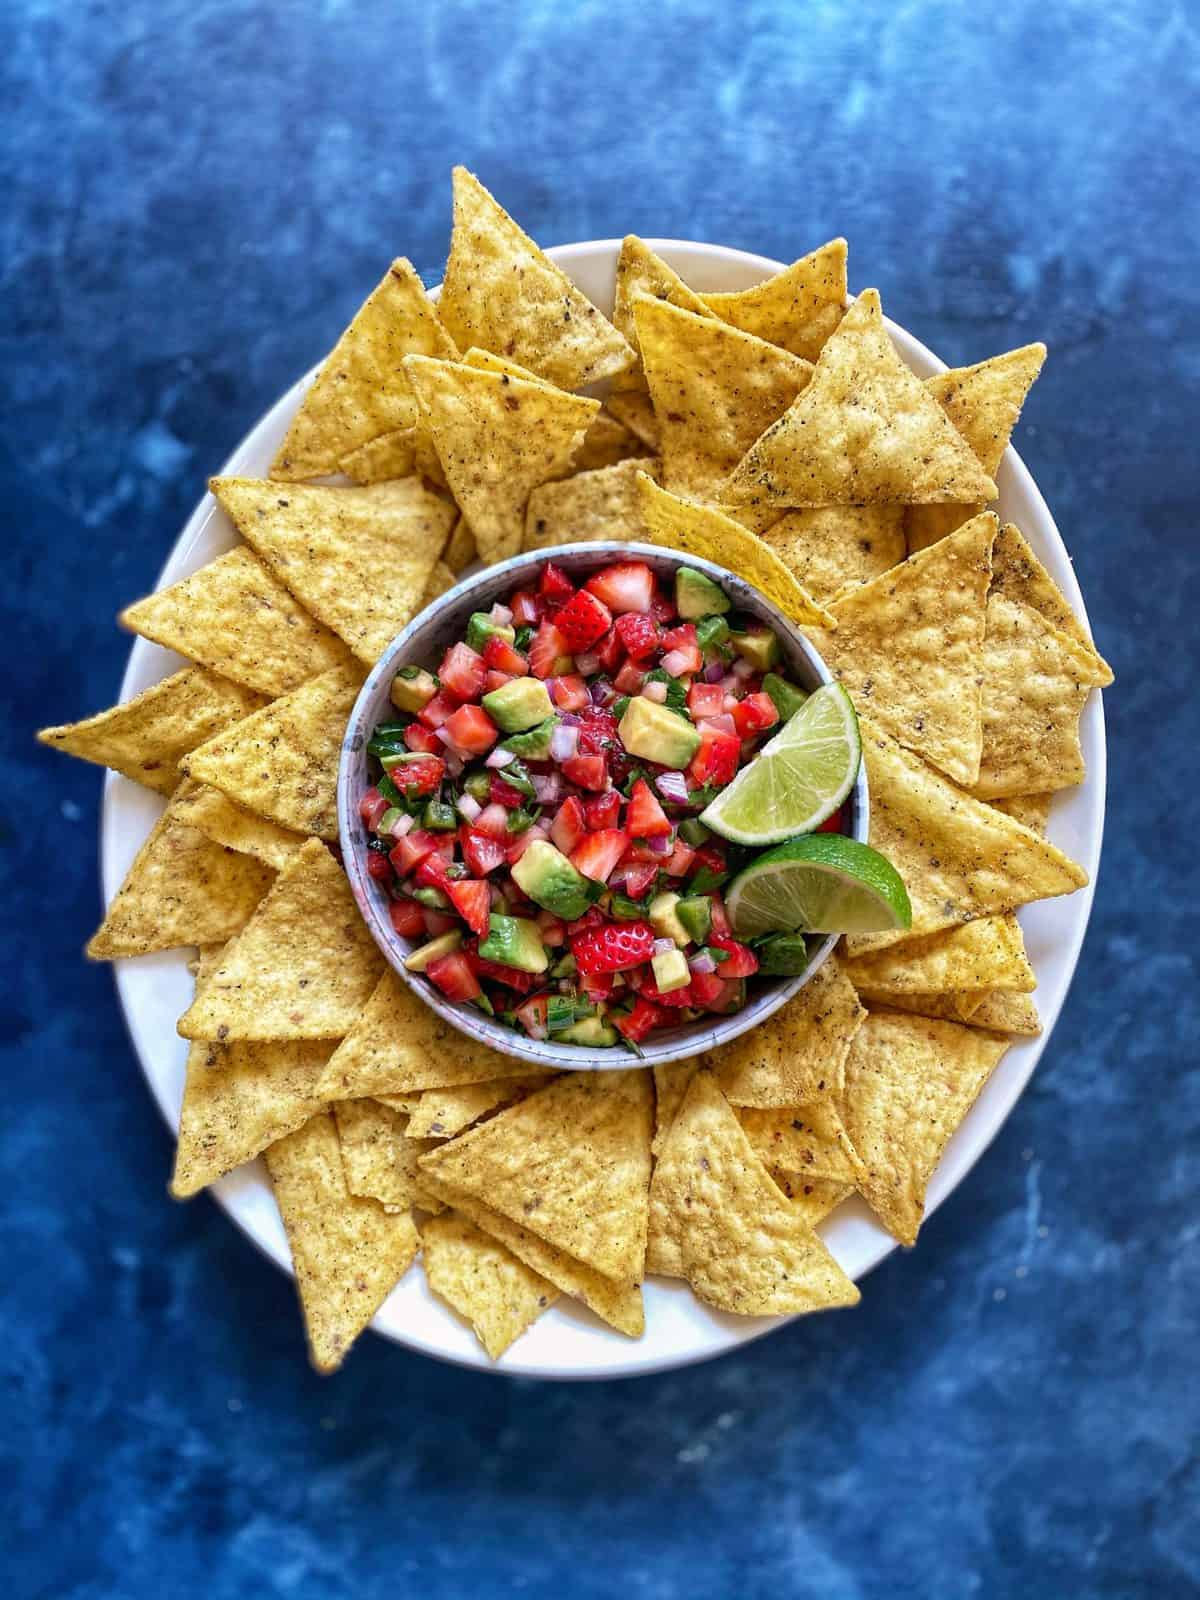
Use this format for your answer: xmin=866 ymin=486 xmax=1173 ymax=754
xmin=373 ymin=1093 xmax=423 ymax=1116
xmin=646 ymin=1071 xmax=860 ymax=1315
xmin=177 ymin=837 xmax=383 ymax=1040
xmin=211 ymin=477 xmax=455 ymax=667
xmin=765 ymin=1172 xmax=854 ymax=1226
xmin=843 ymin=914 xmax=1035 ymax=996
xmin=437 ymin=166 xmax=633 ymax=389
xmin=574 ymin=410 xmax=645 ymax=473
xmin=990 ymin=791 xmax=1052 ymax=836
xmin=841 ymin=1009 xmax=1009 ymax=1244
xmin=845 ymin=721 xmax=1088 ymax=954
xmin=38 ymin=667 xmax=265 ymax=796
xmin=653 ymin=1061 xmax=701 ymax=1155
xmin=270 ymin=258 xmax=457 ymax=481
xmin=169 ymin=781 xmax=306 ymax=871
xmin=525 ymin=456 xmax=658 ymax=550
xmin=635 ymin=295 xmax=813 ymax=504
xmin=699 ymin=239 xmax=848 ymax=360
xmin=723 ymin=290 xmax=998 ymax=507
xmin=338 ymin=426 xmax=419 ymax=484
xmin=761 ymin=504 xmax=906 ymax=605
xmin=421 ymin=1210 xmax=558 ymax=1360
xmin=265 ymin=1110 xmax=419 ymax=1372
xmin=708 ymin=955 xmax=865 ymax=1108
xmin=989 ymin=523 xmax=1113 ymax=680
xmin=182 ymin=664 xmax=363 ymax=838
xmin=421 ymin=560 xmax=458 ymax=604
xmin=441 ymin=515 xmax=477 ymax=574
xmin=605 ymin=389 xmax=661 ymax=451
xmin=804 ymin=513 xmax=997 ymax=785
xmin=736 ymin=1098 xmax=866 ymax=1189
xmin=610 ymin=235 xmax=712 ymax=392
xmin=404 ymin=355 xmax=599 ymax=563
xmin=636 ymin=474 xmax=834 ymax=628
xmin=405 ymin=1076 xmax=553 ymax=1140
xmin=332 ymin=1099 xmax=443 ymax=1213
xmin=418 ymin=1071 xmax=652 ymax=1285
xmin=965 ymin=991 xmax=1042 ymax=1036
xmin=854 ymin=990 xmax=985 ymax=1023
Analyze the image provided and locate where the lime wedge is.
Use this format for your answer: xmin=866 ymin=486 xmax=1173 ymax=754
xmin=726 ymin=835 xmax=912 ymax=938
xmin=700 ymin=682 xmax=861 ymax=846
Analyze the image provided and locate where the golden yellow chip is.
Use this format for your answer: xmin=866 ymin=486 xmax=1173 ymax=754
xmin=723 ymin=290 xmax=998 ymax=508
xmin=332 ymin=1099 xmax=443 ymax=1213
xmin=610 ymin=235 xmax=712 ymax=392
xmin=404 ymin=355 xmax=599 ymax=564
xmin=168 ymin=781 xmax=306 ymax=871
xmin=737 ymin=1099 xmax=866 ymax=1189
xmin=843 ymin=914 xmax=1035 ymax=996
xmin=845 ymin=720 xmax=1088 ymax=955
xmin=419 ymin=1070 xmax=653 ymax=1285
xmin=653 ymin=1061 xmax=700 ymax=1156
xmin=855 ymin=989 xmax=986 ymax=1023
xmin=635 ymin=295 xmax=813 ymax=504
xmin=840 ymin=1009 xmax=1009 ymax=1245
xmin=422 ymin=1210 xmax=558 ymax=1360
xmin=604 ymin=389 xmax=661 ymax=451
xmin=373 ymin=1093 xmax=422 ymax=1116
xmin=761 ymin=505 xmax=907 ymax=605
xmin=87 ymin=780 xmax=274 ymax=960
xmin=636 ymin=474 xmax=834 ymax=628
xmin=437 ymin=166 xmax=633 ymax=390
xmin=182 ymin=664 xmax=363 ymax=839
xmin=405 ymin=1076 xmax=552 ymax=1140
xmin=966 ymin=991 xmax=1042 ymax=1036
xmin=38 ymin=667 xmax=265 ymax=796
xmin=177 ymin=837 xmax=383 ymax=1041
xmin=990 ymin=792 xmax=1053 ymax=835
xmin=441 ymin=515 xmax=478 ymax=574
xmin=709 ymin=955 xmax=865 ymax=1108
xmin=211 ymin=477 xmax=456 ymax=667
xmin=265 ymin=1110 xmax=419 ymax=1373
xmin=989 ymin=523 xmax=1113 ymax=681
xmin=421 ymin=561 xmax=458 ymax=604
xmin=766 ymin=1172 xmax=853 ymax=1226
xmin=646 ymin=1071 xmax=860 ymax=1315
xmin=574 ymin=410 xmax=645 ymax=473
xmin=338 ymin=426 xmax=419 ymax=484
xmin=699 ymin=239 xmax=848 ymax=361
xmin=524 ymin=456 xmax=658 ymax=551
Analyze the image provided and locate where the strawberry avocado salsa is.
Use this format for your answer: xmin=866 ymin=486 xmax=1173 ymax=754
xmin=358 ymin=558 xmax=840 ymax=1051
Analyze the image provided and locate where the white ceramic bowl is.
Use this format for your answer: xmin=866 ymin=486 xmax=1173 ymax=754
xmin=101 ymin=238 xmax=1106 ymax=1379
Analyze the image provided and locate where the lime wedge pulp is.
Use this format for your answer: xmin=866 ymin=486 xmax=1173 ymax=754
xmin=726 ymin=834 xmax=913 ymax=939
xmin=700 ymin=681 xmax=861 ymax=846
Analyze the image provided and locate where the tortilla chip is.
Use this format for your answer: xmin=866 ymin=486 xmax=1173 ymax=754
xmin=441 ymin=515 xmax=478 ymax=574
xmin=524 ymin=456 xmax=659 ymax=551
xmin=737 ymin=1099 xmax=866 ymax=1189
xmin=421 ymin=561 xmax=458 ymax=605
xmin=271 ymin=258 xmax=458 ymax=481
xmin=338 ymin=426 xmax=419 ymax=484
xmin=177 ymin=837 xmax=383 ymax=1040
xmin=845 ymin=721 xmax=1088 ymax=954
xmin=265 ymin=1110 xmax=419 ymax=1373
xmin=635 ymin=295 xmax=813 ymax=504
xmin=574 ymin=411 xmax=645 ymax=473
xmin=418 ymin=1070 xmax=652 ymax=1285
xmin=653 ymin=1061 xmax=701 ymax=1156
xmin=211 ymin=476 xmax=455 ymax=667
xmin=422 ymin=1211 xmax=558 ymax=1360
xmin=87 ymin=781 xmax=273 ymax=959
xmin=437 ymin=166 xmax=633 ymax=390
xmin=373 ymin=1093 xmax=422 ymax=1116
xmin=709 ymin=955 xmax=865 ymax=1108
xmin=805 ymin=512 xmax=995 ymax=785
xmin=605 ymin=389 xmax=661 ymax=451
xmin=989 ymin=523 xmax=1113 ymax=681
xmin=990 ymin=791 xmax=1053 ymax=836
xmin=723 ymin=290 xmax=998 ymax=508
xmin=405 ymin=1076 xmax=552 ymax=1139
xmin=636 ymin=474 xmax=834 ymax=628
xmin=182 ymin=664 xmax=362 ymax=839
xmin=37 ymin=667 xmax=265 ymax=796
xmin=761 ymin=505 xmax=906 ymax=605
xmin=966 ymin=991 xmax=1042 ymax=1036
xmin=766 ymin=1172 xmax=853 ymax=1225
xmin=332 ymin=1098 xmax=444 ymax=1213
xmin=168 ymin=781 xmax=306 ymax=871
xmin=840 ymin=1010 xmax=1009 ymax=1245
xmin=610 ymin=235 xmax=712 ymax=392
xmin=404 ymin=355 xmax=599 ymax=564
xmin=646 ymin=1071 xmax=859 ymax=1315
xmin=699 ymin=239 xmax=848 ymax=361
xmin=842 ymin=914 xmax=1035 ymax=996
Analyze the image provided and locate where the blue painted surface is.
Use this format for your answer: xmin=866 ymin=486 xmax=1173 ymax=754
xmin=3 ymin=1 xmax=1197 ymax=1594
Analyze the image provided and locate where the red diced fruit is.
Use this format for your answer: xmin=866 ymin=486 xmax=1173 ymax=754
xmin=490 ymin=774 xmax=529 ymax=808
xmin=535 ymin=911 xmax=566 ymax=947
xmin=649 ymin=591 xmax=677 ymax=626
xmin=418 ymin=688 xmax=461 ymax=730
xmin=626 ymin=778 xmax=672 ymax=838
xmin=731 ymin=692 xmax=779 ymax=738
xmin=621 ymin=837 xmax=662 ymax=864
xmin=548 ymin=673 xmax=589 ymax=712
xmin=555 ymin=588 xmax=612 ymax=651
xmin=570 ymin=829 xmax=628 ymax=883
xmin=414 ymin=851 xmax=451 ymax=890
xmin=562 ymin=752 xmax=608 ymax=791
xmin=692 ymin=842 xmax=727 ymax=879
xmin=515 ymin=994 xmax=549 ymax=1040
xmin=689 ymin=727 xmax=741 ymax=787
xmin=439 ymin=641 xmax=486 ymax=701
xmin=528 ymin=620 xmax=571 ymax=679
xmin=425 ymin=951 xmax=481 ymax=1003
xmin=474 ymin=802 xmax=510 ymax=840
xmin=550 ymin=796 xmax=586 ymax=855
xmin=638 ymin=973 xmax=693 ymax=1008
xmin=687 ymin=970 xmax=728 ymax=1007
xmin=482 ymin=633 xmax=529 ymax=676
xmin=614 ymin=659 xmax=647 ymax=695
xmin=687 ymin=682 xmax=726 ymax=720
xmin=660 ymin=622 xmax=698 ymax=652
xmin=566 ymin=906 xmax=605 ymax=936
xmin=446 ymin=878 xmax=491 ymax=937
xmin=571 ymin=918 xmax=656 ymax=975
xmin=614 ymin=996 xmax=667 ymax=1042
xmin=359 ymin=787 xmax=390 ymax=829
xmin=583 ymin=790 xmax=621 ymax=829
xmin=404 ymin=722 xmax=443 ymax=755
xmin=708 ymin=894 xmax=731 ymax=937
xmin=388 ymin=897 xmax=426 ymax=939
xmin=575 ymin=706 xmax=620 ymax=753
xmin=389 ymin=829 xmax=438 ymax=876
xmin=442 ymin=704 xmax=498 ymax=756
xmin=539 ymin=562 xmax=576 ymax=604
xmin=510 ymin=589 xmax=544 ymax=626
xmin=579 ymin=970 xmax=616 ymax=1000
xmin=467 ymin=944 xmax=541 ymax=992
xmin=622 ymin=861 xmax=659 ymax=899
xmin=484 ymin=669 xmax=512 ymax=693
xmin=585 ymin=562 xmax=655 ymax=614
xmin=460 ymin=827 xmax=507 ymax=876
xmin=422 ymin=909 xmax=459 ymax=936
xmin=389 ymin=755 xmax=446 ymax=797
xmin=594 ymin=627 xmax=624 ymax=674
xmin=366 ymin=851 xmax=392 ymax=883
xmin=709 ymin=936 xmax=759 ymax=977
xmin=664 ymin=839 xmax=696 ymax=878
xmin=817 ymin=808 xmax=844 ymax=834
xmin=615 ymin=612 xmax=659 ymax=660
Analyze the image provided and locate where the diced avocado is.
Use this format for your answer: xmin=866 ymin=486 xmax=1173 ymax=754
xmin=648 ymin=890 xmax=691 ymax=947
xmin=389 ymin=666 xmax=438 ymax=713
xmin=478 ymin=914 xmax=548 ymax=974
xmin=404 ymin=930 xmax=463 ymax=971
xmin=678 ymin=818 xmax=712 ymax=848
xmin=688 ymin=862 xmax=729 ymax=894
xmin=618 ymin=695 xmax=702 ymax=771
xmin=675 ymin=567 xmax=731 ymax=620
xmin=695 ymin=615 xmax=731 ymax=652
xmin=556 ymin=1014 xmax=619 ymax=1047
xmin=511 ymin=840 xmax=595 ymax=921
xmin=756 ymin=932 xmax=812 ymax=976
xmin=482 ymin=677 xmax=554 ymax=733
xmin=501 ymin=714 xmax=560 ymax=760
xmin=463 ymin=770 xmax=492 ymax=804
xmin=545 ymin=993 xmax=578 ymax=1033
xmin=422 ymin=799 xmax=457 ymax=831
xmin=675 ymin=894 xmax=712 ymax=944
xmin=610 ymin=892 xmax=650 ymax=921
xmin=466 ymin=611 xmax=516 ymax=652
xmin=730 ymin=626 xmax=781 ymax=671
xmin=651 ymin=947 xmax=691 ymax=993
xmin=412 ymin=885 xmax=452 ymax=910
xmin=548 ymin=951 xmax=577 ymax=978
xmin=762 ymin=672 xmax=807 ymax=722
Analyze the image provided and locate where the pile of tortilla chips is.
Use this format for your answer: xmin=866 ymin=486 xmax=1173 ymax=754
xmin=38 ymin=167 xmax=1110 ymax=1372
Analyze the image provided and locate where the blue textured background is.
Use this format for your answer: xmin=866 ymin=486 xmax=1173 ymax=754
xmin=4 ymin=2 xmax=1197 ymax=1595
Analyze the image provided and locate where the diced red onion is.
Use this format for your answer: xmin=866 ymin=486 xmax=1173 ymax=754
xmin=648 ymin=831 xmax=675 ymax=855
xmin=485 ymin=747 xmax=515 ymax=768
xmin=532 ymin=772 xmax=562 ymax=804
xmin=703 ymin=660 xmax=726 ymax=683
xmin=607 ymin=870 xmax=628 ymax=892
xmin=549 ymin=723 xmax=579 ymax=763
xmin=574 ymin=651 xmax=600 ymax=677
xmin=732 ymin=657 xmax=756 ymax=681
xmin=661 ymin=649 xmax=690 ymax=677
xmin=652 ymin=937 xmax=675 ymax=955
xmin=689 ymin=949 xmax=717 ymax=975
xmin=701 ymin=712 xmax=737 ymax=736
xmin=720 ymin=674 xmax=739 ymax=695
xmin=643 ymin=680 xmax=668 ymax=704
xmin=435 ymin=727 xmax=454 ymax=745
xmin=389 ymin=812 xmax=415 ymax=838
xmin=655 ymin=770 xmax=690 ymax=804
xmin=489 ymin=602 xmax=513 ymax=627
xmin=443 ymin=751 xmax=464 ymax=778
xmin=558 ymin=711 xmax=582 ymax=727
xmin=456 ymin=792 xmax=482 ymax=823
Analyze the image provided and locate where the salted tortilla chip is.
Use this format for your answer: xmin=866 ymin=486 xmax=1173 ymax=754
xmin=653 ymin=1061 xmax=701 ymax=1156
xmin=761 ymin=505 xmax=906 ymax=605
xmin=338 ymin=426 xmax=419 ymax=484
xmin=737 ymin=1099 xmax=866 ymax=1188
xmin=38 ymin=667 xmax=265 ymax=796
xmin=709 ymin=955 xmax=865 ymax=1108
xmin=524 ymin=456 xmax=659 ymax=550
xmin=990 ymin=791 xmax=1052 ymax=835
xmin=404 ymin=355 xmax=599 ymax=564
xmin=610 ymin=235 xmax=712 ymax=392
xmin=843 ymin=914 xmax=1035 ymax=996
xmin=846 ymin=721 xmax=1088 ymax=954
xmin=841 ymin=1010 xmax=1009 ymax=1245
xmin=374 ymin=1093 xmax=422 ymax=1115
xmin=177 ymin=837 xmax=383 ymax=1040
xmin=437 ymin=166 xmax=633 ymax=389
xmin=422 ymin=1211 xmax=558 ymax=1360
xmin=723 ymin=290 xmax=998 ymax=508
xmin=605 ymin=389 xmax=661 ymax=451
xmin=211 ymin=477 xmax=455 ymax=667
xmin=647 ymin=1071 xmax=859 ymax=1315
xmin=856 ymin=990 xmax=987 ymax=1023
xmin=405 ymin=1076 xmax=552 ymax=1139
xmin=805 ymin=512 xmax=995 ymax=785
xmin=635 ymin=295 xmax=813 ymax=504
xmin=636 ymin=474 xmax=834 ymax=628
xmin=421 ymin=561 xmax=458 ymax=604
xmin=574 ymin=410 xmax=645 ymax=472
xmin=169 ymin=781 xmax=306 ymax=870
xmin=766 ymin=1172 xmax=853 ymax=1225
xmin=419 ymin=1071 xmax=652 ymax=1285
xmin=87 ymin=781 xmax=273 ymax=959
xmin=182 ymin=665 xmax=362 ymax=838
xmin=989 ymin=523 xmax=1113 ymax=680
xmin=966 ymin=991 xmax=1042 ymax=1036
xmin=265 ymin=1110 xmax=418 ymax=1372
xmin=332 ymin=1099 xmax=443 ymax=1213
xmin=441 ymin=515 xmax=477 ymax=574
xmin=699 ymin=240 xmax=848 ymax=361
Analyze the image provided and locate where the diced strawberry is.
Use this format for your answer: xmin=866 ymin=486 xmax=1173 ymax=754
xmin=708 ymin=893 xmax=731 ymax=938
xmin=417 ymin=688 xmax=462 ymax=730
xmin=561 ymin=752 xmax=608 ymax=791
xmin=385 ymin=754 xmax=446 ymax=798
xmin=615 ymin=612 xmax=660 ymax=661
xmin=565 ymin=906 xmax=605 ymax=936
xmin=594 ymin=626 xmax=624 ymax=674
xmin=621 ymin=838 xmax=663 ymax=864
xmin=433 ymin=832 xmax=456 ymax=861
xmin=466 ymin=945 xmax=541 ymax=992
xmin=505 ymin=827 xmax=543 ymax=864
xmin=662 ymin=645 xmax=702 ymax=676
xmin=550 ymin=795 xmax=586 ymax=855
xmin=638 ymin=973 xmax=693 ymax=1008
xmin=575 ymin=706 xmax=621 ymax=754
xmin=613 ymin=660 xmax=647 ymax=695
xmin=571 ymin=918 xmax=656 ymax=975
xmin=649 ymin=591 xmax=677 ymax=626
xmin=474 ymin=802 xmax=510 ymax=840
xmin=660 ymin=622 xmax=699 ymax=652
xmin=414 ymin=850 xmax=451 ymax=890
xmin=425 ymin=950 xmax=481 ymax=1003
xmin=693 ymin=843 xmax=728 ymax=879
xmin=484 ymin=669 xmax=513 ymax=694
xmin=583 ymin=790 xmax=621 ymax=829
xmin=731 ymin=691 xmax=779 ymax=738
xmin=389 ymin=829 xmax=439 ymax=876
xmin=359 ymin=787 xmax=390 ymax=829
xmin=539 ymin=561 xmax=576 ymax=604
xmin=688 ymin=727 xmax=741 ymax=787
xmin=514 ymin=994 xmax=549 ymax=1039
xmin=817 ymin=808 xmax=845 ymax=834
xmin=439 ymin=641 xmax=486 ymax=701
xmin=388 ymin=896 xmax=426 ymax=939
xmin=490 ymin=774 xmax=530 ymax=808
xmin=613 ymin=995 xmax=668 ymax=1043
xmin=366 ymin=850 xmax=393 ymax=883
xmin=422 ymin=909 xmax=459 ymax=937
xmin=663 ymin=839 xmax=696 ymax=878
xmin=482 ymin=633 xmax=529 ymax=676
xmin=510 ymin=588 xmax=544 ymax=627
xmin=687 ymin=682 xmax=726 ymax=720
xmin=528 ymin=620 xmax=572 ymax=679
xmin=555 ymin=588 xmax=612 ymax=651
xmin=621 ymin=861 xmax=659 ymax=899
xmin=709 ymin=936 xmax=759 ymax=977
xmin=460 ymin=827 xmax=507 ymax=876
xmin=626 ymin=778 xmax=671 ymax=838
xmin=570 ymin=829 xmax=628 ymax=883
xmin=442 ymin=704 xmax=498 ymax=756
xmin=687 ymin=969 xmax=729 ymax=1007
xmin=579 ymin=970 xmax=616 ymax=1001
xmin=446 ymin=878 xmax=491 ymax=937
xmin=548 ymin=673 xmax=590 ymax=712
xmin=585 ymin=562 xmax=655 ymax=614
xmin=404 ymin=722 xmax=443 ymax=755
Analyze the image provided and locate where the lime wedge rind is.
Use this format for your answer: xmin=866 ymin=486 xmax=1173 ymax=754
xmin=726 ymin=834 xmax=912 ymax=939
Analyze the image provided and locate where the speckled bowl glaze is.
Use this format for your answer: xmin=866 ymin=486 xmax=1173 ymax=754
xmin=338 ymin=541 xmax=869 ymax=1071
